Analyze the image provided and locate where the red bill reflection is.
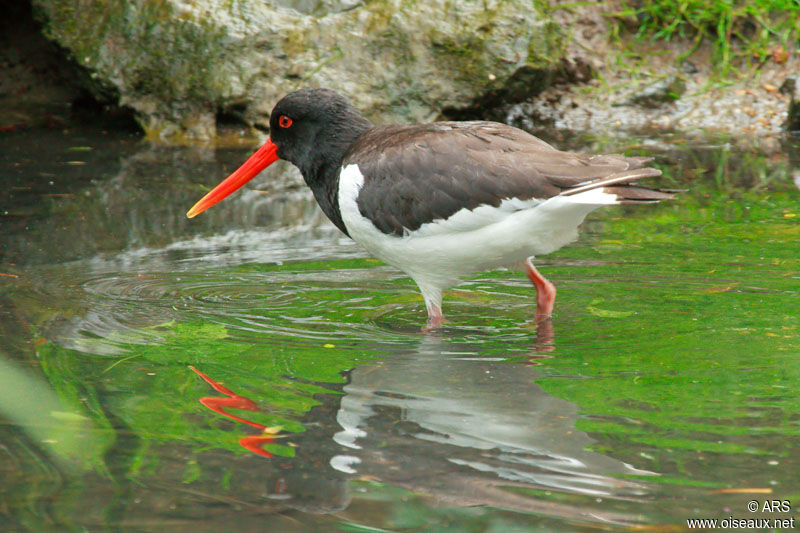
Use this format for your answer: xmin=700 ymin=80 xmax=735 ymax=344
xmin=189 ymin=365 xmax=275 ymax=458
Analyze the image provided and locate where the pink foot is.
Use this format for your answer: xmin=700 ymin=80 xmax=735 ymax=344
xmin=525 ymin=260 xmax=556 ymax=323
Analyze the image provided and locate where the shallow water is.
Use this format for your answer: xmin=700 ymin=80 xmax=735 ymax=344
xmin=1 ymin=120 xmax=799 ymax=531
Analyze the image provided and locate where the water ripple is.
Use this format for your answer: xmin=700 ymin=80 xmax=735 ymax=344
xmin=40 ymin=263 xmax=424 ymax=356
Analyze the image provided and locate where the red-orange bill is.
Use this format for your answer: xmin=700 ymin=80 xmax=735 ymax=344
xmin=186 ymin=139 xmax=279 ymax=218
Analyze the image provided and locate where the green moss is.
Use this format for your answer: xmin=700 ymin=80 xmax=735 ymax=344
xmin=430 ymin=32 xmax=491 ymax=85
xmin=362 ymin=0 xmax=398 ymax=35
xmin=34 ymin=0 xmax=127 ymax=67
xmin=428 ymin=3 xmax=563 ymax=88
xmin=282 ymin=28 xmax=308 ymax=57
xmin=36 ymin=0 xmax=242 ymax=112
xmin=528 ymin=19 xmax=565 ymax=68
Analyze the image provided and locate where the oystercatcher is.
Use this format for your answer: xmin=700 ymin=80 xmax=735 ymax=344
xmin=188 ymin=88 xmax=674 ymax=329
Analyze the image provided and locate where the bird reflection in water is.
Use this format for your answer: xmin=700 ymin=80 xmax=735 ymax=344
xmin=189 ymin=334 xmax=655 ymax=526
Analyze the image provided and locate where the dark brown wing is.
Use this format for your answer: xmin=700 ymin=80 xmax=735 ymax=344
xmin=343 ymin=121 xmax=667 ymax=236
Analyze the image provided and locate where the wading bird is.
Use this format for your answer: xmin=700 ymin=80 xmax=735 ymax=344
xmin=188 ymin=88 xmax=674 ymax=330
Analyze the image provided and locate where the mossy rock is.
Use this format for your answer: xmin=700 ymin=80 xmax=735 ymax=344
xmin=32 ymin=0 xmax=564 ymax=142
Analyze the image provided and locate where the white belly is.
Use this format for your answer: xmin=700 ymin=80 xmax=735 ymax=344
xmin=338 ymin=164 xmax=615 ymax=292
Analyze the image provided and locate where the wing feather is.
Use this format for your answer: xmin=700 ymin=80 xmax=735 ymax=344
xmin=343 ymin=122 xmax=669 ymax=236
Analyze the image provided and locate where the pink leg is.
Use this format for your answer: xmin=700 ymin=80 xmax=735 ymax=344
xmin=418 ymin=285 xmax=444 ymax=332
xmin=422 ymin=302 xmax=444 ymax=332
xmin=525 ymin=259 xmax=556 ymax=323
xmin=533 ymin=319 xmax=555 ymax=353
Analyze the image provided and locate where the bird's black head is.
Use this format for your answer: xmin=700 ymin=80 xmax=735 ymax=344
xmin=268 ymin=88 xmax=372 ymax=180
xmin=186 ymin=88 xmax=371 ymax=220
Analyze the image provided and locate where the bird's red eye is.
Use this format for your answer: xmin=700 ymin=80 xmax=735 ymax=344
xmin=278 ymin=115 xmax=292 ymax=128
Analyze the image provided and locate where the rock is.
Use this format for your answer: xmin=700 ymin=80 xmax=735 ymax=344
xmin=31 ymin=0 xmax=563 ymax=142
xmin=549 ymin=0 xmax=610 ymax=74
xmin=680 ymin=60 xmax=698 ymax=75
xmin=785 ymin=100 xmax=800 ymax=134
xmin=0 ymin=2 xmax=88 ymax=130
xmin=779 ymin=77 xmax=796 ymax=96
xmin=780 ymin=77 xmax=800 ymax=133
xmin=616 ymin=75 xmax=686 ymax=109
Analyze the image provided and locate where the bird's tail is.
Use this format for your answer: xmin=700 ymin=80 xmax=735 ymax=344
xmin=560 ymin=166 xmax=680 ymax=204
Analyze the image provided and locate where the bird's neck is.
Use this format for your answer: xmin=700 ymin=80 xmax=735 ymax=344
xmin=301 ymin=116 xmax=373 ymax=237
xmin=306 ymin=160 xmax=351 ymax=236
